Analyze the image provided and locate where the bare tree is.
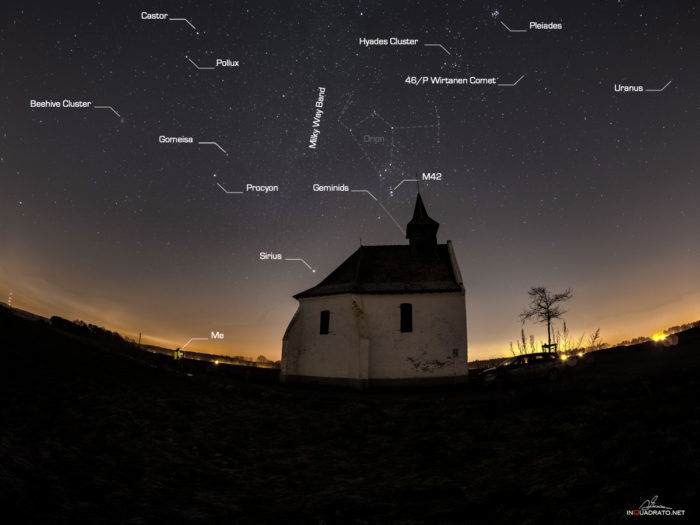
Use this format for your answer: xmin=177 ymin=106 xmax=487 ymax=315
xmin=520 ymin=287 xmax=573 ymax=351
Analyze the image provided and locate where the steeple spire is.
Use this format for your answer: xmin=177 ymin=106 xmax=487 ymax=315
xmin=406 ymin=193 xmax=439 ymax=257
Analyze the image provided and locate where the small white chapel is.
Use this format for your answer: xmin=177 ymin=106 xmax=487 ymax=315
xmin=281 ymin=193 xmax=467 ymax=388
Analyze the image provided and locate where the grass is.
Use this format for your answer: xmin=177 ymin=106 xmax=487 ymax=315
xmin=1 ymin=307 xmax=698 ymax=523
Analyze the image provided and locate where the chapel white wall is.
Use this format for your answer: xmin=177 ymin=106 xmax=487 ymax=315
xmin=281 ymin=292 xmax=467 ymax=382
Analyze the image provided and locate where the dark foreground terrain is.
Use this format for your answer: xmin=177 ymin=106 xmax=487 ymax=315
xmin=1 ymin=307 xmax=698 ymax=523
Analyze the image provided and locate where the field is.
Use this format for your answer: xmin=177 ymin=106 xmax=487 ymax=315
xmin=1 ymin=306 xmax=698 ymax=523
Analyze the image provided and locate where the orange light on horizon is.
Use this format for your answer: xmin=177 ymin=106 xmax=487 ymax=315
xmin=651 ymin=333 xmax=668 ymax=342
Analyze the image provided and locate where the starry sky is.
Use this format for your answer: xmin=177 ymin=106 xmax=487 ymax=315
xmin=1 ymin=0 xmax=699 ymax=360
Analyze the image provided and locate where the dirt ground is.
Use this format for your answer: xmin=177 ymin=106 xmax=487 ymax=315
xmin=1 ymin=307 xmax=698 ymax=523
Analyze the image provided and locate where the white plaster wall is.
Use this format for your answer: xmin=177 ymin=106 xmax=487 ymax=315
xmin=281 ymin=295 xmax=362 ymax=380
xmin=282 ymin=292 xmax=467 ymax=382
xmin=358 ymin=293 xmax=467 ymax=379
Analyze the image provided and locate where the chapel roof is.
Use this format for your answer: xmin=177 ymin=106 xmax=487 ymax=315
xmin=294 ymin=242 xmax=462 ymax=298
xmin=295 ymin=193 xmax=463 ymax=298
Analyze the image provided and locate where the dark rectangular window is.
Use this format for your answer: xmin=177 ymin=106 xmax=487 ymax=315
xmin=320 ymin=310 xmax=330 ymax=334
xmin=400 ymin=303 xmax=413 ymax=333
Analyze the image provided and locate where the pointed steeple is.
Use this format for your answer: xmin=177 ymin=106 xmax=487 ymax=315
xmin=406 ymin=193 xmax=439 ymax=257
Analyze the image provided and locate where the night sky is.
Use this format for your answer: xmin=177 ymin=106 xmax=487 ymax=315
xmin=2 ymin=1 xmax=699 ymax=360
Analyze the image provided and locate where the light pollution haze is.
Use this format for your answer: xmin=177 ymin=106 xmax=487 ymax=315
xmin=2 ymin=1 xmax=699 ymax=360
